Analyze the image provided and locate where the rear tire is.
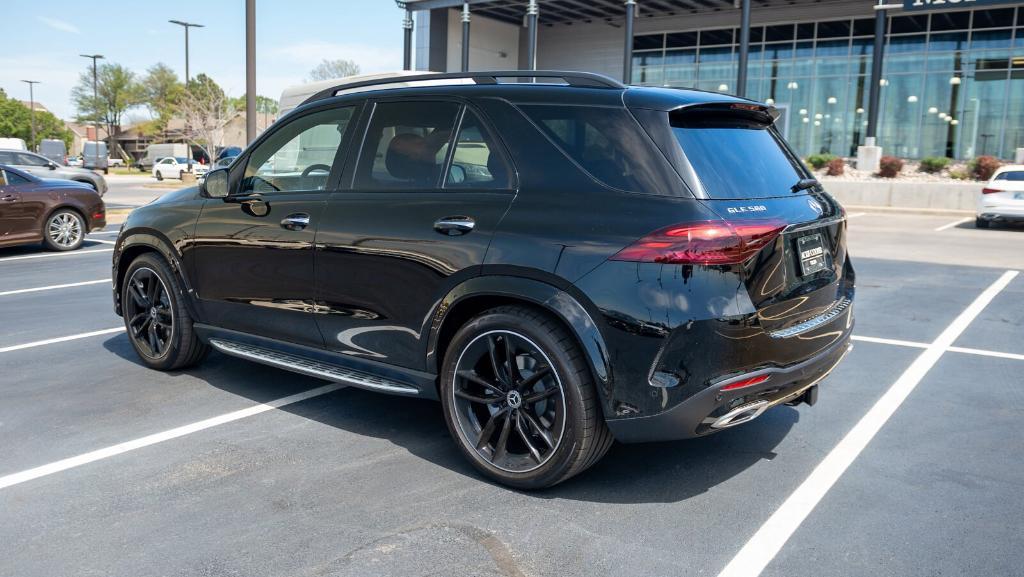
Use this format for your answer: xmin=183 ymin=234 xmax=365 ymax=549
xmin=121 ymin=253 xmax=208 ymax=371
xmin=155 ymin=171 xmax=163 ymax=181
xmin=42 ymin=209 xmax=85 ymax=251
xmin=976 ymin=217 xmax=991 ymax=229
xmin=440 ymin=305 xmax=612 ymax=489
xmin=178 ymin=171 xmax=184 ymax=180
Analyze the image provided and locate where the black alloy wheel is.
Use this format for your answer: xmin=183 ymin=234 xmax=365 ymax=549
xmin=121 ymin=253 xmax=208 ymax=371
xmin=452 ymin=330 xmax=566 ymax=473
xmin=441 ymin=306 xmax=613 ymax=489
xmin=124 ymin=267 xmax=174 ymax=359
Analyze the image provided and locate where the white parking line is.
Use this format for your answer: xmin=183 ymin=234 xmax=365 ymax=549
xmin=0 ymin=279 xmax=110 ymax=297
xmin=87 ymin=239 xmax=117 ymax=245
xmin=852 ymin=334 xmax=1024 ymax=362
xmin=934 ymin=217 xmax=972 ymax=232
xmin=845 ymin=212 xmax=867 ymax=219
xmin=716 ymin=269 xmax=1018 ymax=577
xmin=0 ymin=327 xmax=124 ymax=354
xmin=0 ymin=383 xmax=346 ymax=490
xmin=850 ymin=335 xmax=927 ymax=349
xmin=88 ymin=230 xmax=120 ymax=236
xmin=0 ymin=248 xmax=112 ymax=263
xmin=948 ymin=345 xmax=1024 ymax=362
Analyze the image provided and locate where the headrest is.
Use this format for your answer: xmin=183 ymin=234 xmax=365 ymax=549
xmin=385 ymin=133 xmax=432 ymax=182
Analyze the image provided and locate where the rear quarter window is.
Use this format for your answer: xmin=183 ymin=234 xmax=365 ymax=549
xmin=519 ymin=104 xmax=682 ymax=195
xmin=994 ymin=171 xmax=1024 ymax=181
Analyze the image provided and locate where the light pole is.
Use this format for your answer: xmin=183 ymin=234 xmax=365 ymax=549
xmin=20 ymin=80 xmax=40 ymax=151
xmin=246 ymin=0 xmax=256 ymax=144
xmin=80 ymin=54 xmax=104 ymax=169
xmin=170 ymin=20 xmax=203 ymax=170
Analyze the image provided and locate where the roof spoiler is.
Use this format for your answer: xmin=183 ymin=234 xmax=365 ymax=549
xmin=670 ymin=102 xmax=781 ymax=125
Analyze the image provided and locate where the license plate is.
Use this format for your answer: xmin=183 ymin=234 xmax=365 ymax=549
xmin=1014 ymin=192 xmax=1024 ymax=200
xmin=797 ymin=233 xmax=827 ymax=276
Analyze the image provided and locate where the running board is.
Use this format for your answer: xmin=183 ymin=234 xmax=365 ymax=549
xmin=208 ymin=338 xmax=421 ymax=396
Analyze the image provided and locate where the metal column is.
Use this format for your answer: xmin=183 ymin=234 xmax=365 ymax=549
xmin=245 ymin=0 xmax=256 ymax=144
xmin=461 ymin=3 xmax=471 ymax=72
xmin=736 ymin=0 xmax=751 ymax=97
xmin=866 ymin=5 xmax=887 ymax=142
xmin=623 ymin=0 xmax=636 ymax=84
xmin=402 ymin=6 xmax=414 ymax=70
xmin=526 ymin=0 xmax=538 ymax=71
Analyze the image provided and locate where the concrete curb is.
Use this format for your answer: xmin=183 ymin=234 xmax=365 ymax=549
xmin=823 ymin=179 xmax=980 ymax=212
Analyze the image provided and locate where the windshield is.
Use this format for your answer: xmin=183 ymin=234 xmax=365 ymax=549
xmin=671 ymin=114 xmax=807 ymax=199
xmin=994 ymin=171 xmax=1024 ymax=181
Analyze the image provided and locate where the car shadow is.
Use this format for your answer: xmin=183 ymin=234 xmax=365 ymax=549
xmin=103 ymin=334 xmax=798 ymax=505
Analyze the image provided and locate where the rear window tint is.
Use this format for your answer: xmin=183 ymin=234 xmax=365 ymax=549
xmin=994 ymin=171 xmax=1024 ymax=181
xmin=671 ymin=114 xmax=806 ymax=199
xmin=521 ymin=105 xmax=672 ymax=194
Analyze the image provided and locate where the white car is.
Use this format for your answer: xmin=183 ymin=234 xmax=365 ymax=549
xmin=152 ymin=157 xmax=209 ymax=181
xmin=977 ymin=164 xmax=1024 ymax=228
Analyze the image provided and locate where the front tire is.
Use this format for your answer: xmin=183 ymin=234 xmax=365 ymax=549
xmin=43 ymin=209 xmax=85 ymax=251
xmin=121 ymin=253 xmax=208 ymax=371
xmin=155 ymin=170 xmax=163 ymax=181
xmin=975 ymin=217 xmax=991 ymax=229
xmin=440 ymin=306 xmax=612 ymax=489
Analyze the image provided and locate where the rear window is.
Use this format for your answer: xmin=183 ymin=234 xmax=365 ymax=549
xmin=521 ymin=105 xmax=675 ymax=194
xmin=994 ymin=171 xmax=1024 ymax=181
xmin=671 ymin=114 xmax=806 ymax=199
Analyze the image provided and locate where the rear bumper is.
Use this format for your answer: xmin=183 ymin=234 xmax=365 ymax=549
xmin=607 ymin=328 xmax=853 ymax=443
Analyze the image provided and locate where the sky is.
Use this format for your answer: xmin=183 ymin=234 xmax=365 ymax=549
xmin=0 ymin=0 xmax=407 ymax=121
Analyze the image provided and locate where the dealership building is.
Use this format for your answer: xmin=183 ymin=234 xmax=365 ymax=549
xmin=401 ymin=0 xmax=1024 ymax=163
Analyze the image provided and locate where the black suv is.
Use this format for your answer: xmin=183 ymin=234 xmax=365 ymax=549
xmin=113 ymin=71 xmax=854 ymax=488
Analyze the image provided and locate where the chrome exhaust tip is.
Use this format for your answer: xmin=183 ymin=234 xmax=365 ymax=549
xmin=710 ymin=400 xmax=770 ymax=430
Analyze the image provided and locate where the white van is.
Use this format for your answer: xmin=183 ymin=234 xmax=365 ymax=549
xmin=83 ymin=141 xmax=108 ymax=173
xmin=277 ymin=71 xmax=458 ymax=117
xmin=39 ymin=139 xmax=68 ymax=165
xmin=0 ymin=137 xmax=27 ymax=151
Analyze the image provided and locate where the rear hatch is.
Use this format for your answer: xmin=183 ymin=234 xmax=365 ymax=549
xmin=642 ymin=103 xmax=852 ymax=335
xmin=984 ymin=169 xmax=1024 ymax=207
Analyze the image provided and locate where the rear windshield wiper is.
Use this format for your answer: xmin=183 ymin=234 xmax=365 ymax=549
xmin=791 ymin=178 xmax=819 ymax=193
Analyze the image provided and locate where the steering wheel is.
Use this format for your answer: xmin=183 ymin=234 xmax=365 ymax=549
xmin=301 ymin=164 xmax=332 ymax=178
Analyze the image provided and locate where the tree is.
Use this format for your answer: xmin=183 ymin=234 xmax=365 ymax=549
xmin=0 ymin=90 xmax=73 ymax=150
xmin=307 ymin=59 xmax=360 ymax=82
xmin=71 ymin=62 xmax=143 ymax=152
xmin=140 ymin=63 xmax=184 ymax=132
xmin=177 ymin=74 xmax=232 ymax=164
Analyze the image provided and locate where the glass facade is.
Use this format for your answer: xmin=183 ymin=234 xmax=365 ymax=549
xmin=632 ymin=7 xmax=1024 ymax=160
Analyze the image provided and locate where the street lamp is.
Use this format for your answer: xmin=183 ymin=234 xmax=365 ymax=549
xmin=80 ymin=54 xmax=104 ymax=169
xmin=170 ymin=19 xmax=203 ymax=170
xmin=169 ymin=20 xmax=204 ymax=84
xmin=20 ymin=80 xmax=40 ymax=151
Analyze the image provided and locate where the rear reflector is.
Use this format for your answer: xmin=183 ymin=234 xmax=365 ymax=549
xmin=721 ymin=374 xmax=770 ymax=391
xmin=982 ymin=187 xmax=1003 ymax=194
xmin=611 ymin=219 xmax=786 ymax=265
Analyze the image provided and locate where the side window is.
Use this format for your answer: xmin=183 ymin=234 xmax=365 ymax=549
xmin=0 ymin=170 xmax=7 ymax=186
xmin=521 ymin=104 xmax=665 ymax=193
xmin=241 ymin=106 xmax=355 ymax=194
xmin=444 ymin=109 xmax=511 ymax=190
xmin=5 ymin=171 xmax=29 ymax=185
xmin=353 ymin=101 xmax=459 ymax=190
xmin=17 ymin=153 xmax=49 ymax=167
xmin=0 ymin=152 xmax=15 ymax=164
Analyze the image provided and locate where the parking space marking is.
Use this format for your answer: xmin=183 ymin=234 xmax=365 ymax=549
xmin=0 ymin=328 xmax=124 ymax=354
xmin=86 ymin=239 xmax=117 ymax=245
xmin=0 ymin=248 xmax=112 ymax=263
xmin=845 ymin=212 xmax=867 ymax=219
xmin=852 ymin=335 xmax=1024 ymax=362
xmin=88 ymin=230 xmax=120 ymax=236
xmin=0 ymin=279 xmax=110 ymax=298
xmin=934 ymin=217 xmax=972 ymax=232
xmin=716 ymin=269 xmax=1018 ymax=577
xmin=0 ymin=383 xmax=345 ymax=490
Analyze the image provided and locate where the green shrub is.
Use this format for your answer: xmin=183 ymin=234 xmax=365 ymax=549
xmin=949 ymin=169 xmax=969 ymax=181
xmin=919 ymin=156 xmax=951 ymax=174
xmin=806 ymin=153 xmax=839 ymax=170
xmin=877 ymin=156 xmax=904 ymax=178
xmin=826 ymin=157 xmax=845 ymax=176
xmin=969 ymin=155 xmax=1001 ymax=181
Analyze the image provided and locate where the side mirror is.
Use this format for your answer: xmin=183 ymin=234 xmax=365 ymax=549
xmin=48 ymin=162 xmax=58 ymax=170
xmin=448 ymin=164 xmax=466 ymax=185
xmin=202 ymin=168 xmax=230 ymax=198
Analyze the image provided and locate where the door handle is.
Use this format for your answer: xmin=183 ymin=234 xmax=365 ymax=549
xmin=281 ymin=213 xmax=311 ymax=231
xmin=1 ymin=194 xmax=16 ymax=202
xmin=434 ymin=216 xmax=475 ymax=236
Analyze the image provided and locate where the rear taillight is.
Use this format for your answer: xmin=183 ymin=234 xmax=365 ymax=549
xmin=721 ymin=374 xmax=770 ymax=391
xmin=982 ymin=187 xmax=1003 ymax=194
xmin=611 ymin=219 xmax=786 ymax=265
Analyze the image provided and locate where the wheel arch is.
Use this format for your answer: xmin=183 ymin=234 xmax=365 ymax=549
xmin=113 ymin=231 xmax=197 ymax=319
xmin=427 ymin=275 xmax=612 ymax=402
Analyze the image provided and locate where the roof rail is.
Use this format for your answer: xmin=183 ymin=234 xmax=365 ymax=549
xmin=302 ymin=70 xmax=626 ymax=106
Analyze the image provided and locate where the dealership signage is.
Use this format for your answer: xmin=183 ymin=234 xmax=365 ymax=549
xmin=904 ymin=0 xmax=1020 ymax=11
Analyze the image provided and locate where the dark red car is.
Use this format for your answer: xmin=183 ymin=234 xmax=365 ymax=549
xmin=0 ymin=164 xmax=106 ymax=251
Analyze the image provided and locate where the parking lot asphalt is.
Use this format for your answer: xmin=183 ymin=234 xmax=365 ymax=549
xmin=0 ymin=212 xmax=1021 ymax=577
